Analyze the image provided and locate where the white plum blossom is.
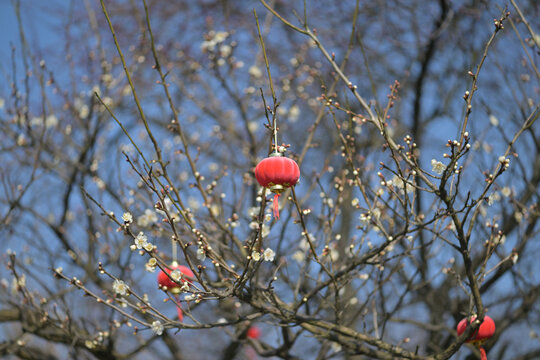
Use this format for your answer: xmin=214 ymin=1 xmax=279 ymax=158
xmin=219 ymin=44 xmax=232 ymax=57
xmin=11 ymin=274 xmax=26 ymax=294
xmin=170 ymin=270 xmax=181 ymax=282
xmin=494 ymin=235 xmax=506 ymax=245
xmin=45 ymin=115 xmax=58 ymax=128
xmin=214 ymin=31 xmax=228 ymax=43
xmin=489 ymin=114 xmax=499 ymax=127
xmin=116 ymin=298 xmax=128 ymax=308
xmin=143 ymin=242 xmax=154 ymax=252
xmin=134 ymin=232 xmax=148 ymax=249
xmin=487 ymin=192 xmax=501 ymax=206
xmin=156 ymin=198 xmax=181 ymax=222
xmin=156 ymin=198 xmax=173 ymax=215
xmin=122 ymin=212 xmax=133 ymax=224
xmin=263 ymin=248 xmax=275 ymax=262
xmin=197 ymin=248 xmax=206 ymax=261
xmin=137 ymin=209 xmax=158 ymax=227
xmin=248 ymin=207 xmax=259 ymax=217
xmin=260 ymin=224 xmax=270 ymax=238
xmin=201 ymin=40 xmax=216 ymax=52
xmin=501 ymin=186 xmax=512 ymax=197
xmin=331 ymin=342 xmax=342 ymax=353
xmin=299 ymin=238 xmax=311 ymax=251
xmin=145 ymin=258 xmax=157 ymax=272
xmin=112 ymin=279 xmax=128 ymax=296
xmin=431 ymin=159 xmax=446 ymax=175
xmin=79 ymin=105 xmax=89 ymax=119
xmin=292 ymin=251 xmax=305 ymax=263
xmin=249 ymin=65 xmax=263 ymax=78
xmin=329 ymin=249 xmax=339 ymax=262
xmin=151 ymin=320 xmax=164 ymax=335
xmin=289 ymin=105 xmax=300 ymax=122
xmin=391 ymin=175 xmax=414 ymax=193
xmin=359 ymin=213 xmax=371 ymax=225
xmin=251 ymin=251 xmax=261 ymax=261
xmin=16 ymin=134 xmax=26 ymax=146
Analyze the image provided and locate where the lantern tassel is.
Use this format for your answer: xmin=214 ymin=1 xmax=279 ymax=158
xmin=479 ymin=346 xmax=487 ymax=360
xmin=174 ymin=294 xmax=183 ymax=322
xmin=273 ymin=193 xmax=280 ymax=219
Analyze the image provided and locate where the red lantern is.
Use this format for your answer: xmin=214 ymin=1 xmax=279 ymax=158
xmin=157 ymin=263 xmax=195 ymax=321
xmin=457 ymin=315 xmax=495 ymax=360
xmin=246 ymin=325 xmax=261 ymax=339
xmin=254 ymin=153 xmax=300 ymax=218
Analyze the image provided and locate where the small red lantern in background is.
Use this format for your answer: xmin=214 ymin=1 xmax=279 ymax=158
xmin=457 ymin=315 xmax=496 ymax=360
xmin=246 ymin=325 xmax=261 ymax=339
xmin=157 ymin=262 xmax=195 ymax=321
xmin=254 ymin=153 xmax=300 ymax=219
xmin=245 ymin=325 xmax=261 ymax=360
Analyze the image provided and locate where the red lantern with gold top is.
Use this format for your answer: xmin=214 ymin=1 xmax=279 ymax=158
xmin=157 ymin=262 xmax=195 ymax=321
xmin=254 ymin=153 xmax=300 ymax=218
xmin=457 ymin=315 xmax=496 ymax=360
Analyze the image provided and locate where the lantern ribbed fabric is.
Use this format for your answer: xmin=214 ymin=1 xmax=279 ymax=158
xmin=456 ymin=315 xmax=495 ymax=360
xmin=157 ymin=263 xmax=195 ymax=321
xmin=254 ymin=154 xmax=300 ymax=218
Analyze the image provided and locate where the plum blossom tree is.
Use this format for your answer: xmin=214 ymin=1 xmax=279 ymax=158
xmin=1 ymin=0 xmax=539 ymax=359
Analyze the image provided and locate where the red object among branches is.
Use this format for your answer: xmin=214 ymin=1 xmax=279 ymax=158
xmin=254 ymin=153 xmax=300 ymax=218
xmin=157 ymin=263 xmax=195 ymax=321
xmin=246 ymin=326 xmax=261 ymax=339
xmin=457 ymin=315 xmax=496 ymax=360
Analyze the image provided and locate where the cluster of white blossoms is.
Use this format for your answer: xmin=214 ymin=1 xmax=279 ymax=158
xmin=155 ymin=198 xmax=180 ymax=222
xmin=200 ymin=30 xmax=229 ymax=53
xmin=487 ymin=191 xmax=501 ymax=206
xmin=137 ymin=208 xmax=158 ymax=227
xmin=388 ymin=175 xmax=414 ymax=194
xmin=131 ymin=232 xmax=154 ymax=252
xmin=292 ymin=237 xmax=315 ymax=263
xmin=9 ymin=274 xmax=26 ymax=295
xmin=251 ymin=248 xmax=276 ymax=262
xmin=112 ymin=279 xmax=128 ymax=296
xmin=248 ymin=206 xmax=272 ymax=237
xmin=196 ymin=247 xmax=206 ymax=261
xmin=151 ymin=320 xmax=164 ymax=336
xmin=29 ymin=114 xmax=58 ymax=129
xmin=359 ymin=212 xmax=371 ymax=225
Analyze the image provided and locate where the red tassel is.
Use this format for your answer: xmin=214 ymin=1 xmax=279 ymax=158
xmin=479 ymin=347 xmax=487 ymax=360
xmin=174 ymin=294 xmax=183 ymax=322
xmin=273 ymin=193 xmax=280 ymax=219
